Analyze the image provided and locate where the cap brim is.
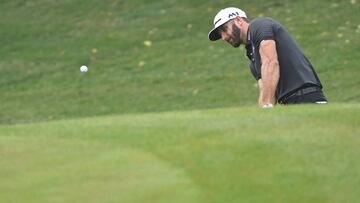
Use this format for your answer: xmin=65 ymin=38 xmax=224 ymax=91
xmin=208 ymin=27 xmax=221 ymax=41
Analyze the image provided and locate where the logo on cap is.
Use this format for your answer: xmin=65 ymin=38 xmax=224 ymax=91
xmin=214 ymin=18 xmax=222 ymax=25
xmin=228 ymin=12 xmax=239 ymax=18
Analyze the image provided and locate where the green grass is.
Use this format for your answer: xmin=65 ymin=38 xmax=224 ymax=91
xmin=1 ymin=104 xmax=360 ymax=202
xmin=1 ymin=0 xmax=360 ymax=124
xmin=1 ymin=0 xmax=360 ymax=202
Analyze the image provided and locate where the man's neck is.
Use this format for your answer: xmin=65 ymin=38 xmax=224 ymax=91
xmin=243 ymin=24 xmax=250 ymax=45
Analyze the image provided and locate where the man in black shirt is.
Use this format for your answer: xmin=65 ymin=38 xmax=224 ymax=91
xmin=208 ymin=7 xmax=327 ymax=107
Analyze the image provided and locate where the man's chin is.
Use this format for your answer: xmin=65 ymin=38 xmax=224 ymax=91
xmin=232 ymin=43 xmax=241 ymax=48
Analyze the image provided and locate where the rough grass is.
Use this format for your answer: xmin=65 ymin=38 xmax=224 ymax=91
xmin=0 ymin=0 xmax=359 ymax=124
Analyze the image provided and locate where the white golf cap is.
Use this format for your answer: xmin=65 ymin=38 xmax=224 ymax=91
xmin=208 ymin=7 xmax=247 ymax=41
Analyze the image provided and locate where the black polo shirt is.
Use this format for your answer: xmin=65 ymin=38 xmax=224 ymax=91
xmin=246 ymin=17 xmax=323 ymax=102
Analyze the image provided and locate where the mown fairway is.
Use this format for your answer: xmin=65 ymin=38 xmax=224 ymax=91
xmin=1 ymin=0 xmax=360 ymax=202
xmin=1 ymin=104 xmax=360 ymax=203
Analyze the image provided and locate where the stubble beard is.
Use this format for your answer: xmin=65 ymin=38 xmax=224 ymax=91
xmin=231 ymin=24 xmax=242 ymax=48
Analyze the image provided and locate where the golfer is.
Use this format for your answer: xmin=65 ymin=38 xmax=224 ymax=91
xmin=208 ymin=7 xmax=327 ymax=107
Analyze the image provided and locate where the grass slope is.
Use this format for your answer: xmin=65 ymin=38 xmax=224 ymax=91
xmin=1 ymin=0 xmax=360 ymax=124
xmin=1 ymin=104 xmax=359 ymax=203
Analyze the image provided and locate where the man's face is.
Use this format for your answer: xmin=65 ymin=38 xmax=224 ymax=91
xmin=218 ymin=20 xmax=242 ymax=48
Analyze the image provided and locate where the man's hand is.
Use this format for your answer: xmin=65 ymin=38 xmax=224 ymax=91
xmin=258 ymin=40 xmax=280 ymax=106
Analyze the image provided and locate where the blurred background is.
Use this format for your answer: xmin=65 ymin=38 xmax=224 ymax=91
xmin=1 ymin=0 xmax=359 ymax=124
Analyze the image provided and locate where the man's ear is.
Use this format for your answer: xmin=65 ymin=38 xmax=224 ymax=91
xmin=234 ymin=16 xmax=243 ymax=26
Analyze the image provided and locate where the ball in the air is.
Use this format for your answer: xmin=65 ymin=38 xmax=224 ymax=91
xmin=80 ymin=65 xmax=88 ymax=73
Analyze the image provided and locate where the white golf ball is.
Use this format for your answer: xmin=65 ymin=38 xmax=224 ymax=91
xmin=80 ymin=65 xmax=88 ymax=73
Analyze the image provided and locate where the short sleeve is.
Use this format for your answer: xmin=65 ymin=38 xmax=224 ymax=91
xmin=251 ymin=19 xmax=276 ymax=47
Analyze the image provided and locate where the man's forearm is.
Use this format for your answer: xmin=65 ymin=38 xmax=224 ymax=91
xmin=259 ymin=61 xmax=279 ymax=105
xmin=258 ymin=40 xmax=280 ymax=106
xmin=257 ymin=79 xmax=264 ymax=105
